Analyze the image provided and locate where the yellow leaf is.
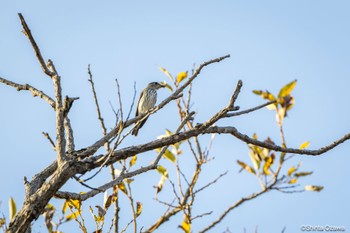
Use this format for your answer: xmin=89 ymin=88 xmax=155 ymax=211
xmin=299 ymin=141 xmax=310 ymax=149
xmin=289 ymin=178 xmax=298 ymax=184
xmin=118 ymin=181 xmax=128 ymax=195
xmin=159 ymin=66 xmax=174 ymax=81
xmin=252 ymin=90 xmax=276 ymax=101
xmin=287 ymin=166 xmax=296 ymax=176
xmin=155 ymin=148 xmax=176 ymax=163
xmin=278 ymin=107 xmax=286 ymax=122
xmin=156 ymin=175 xmax=167 ymax=194
xmin=176 ymin=71 xmax=188 ymax=83
xmin=136 ymin=202 xmax=143 ymax=217
xmin=129 ymin=155 xmax=137 ymax=167
xmin=9 ymin=197 xmax=17 ymax=220
xmin=104 ymin=192 xmax=118 ymax=210
xmin=65 ymin=211 xmax=80 ymax=221
xmin=278 ymin=79 xmax=297 ymax=98
xmin=249 ymin=151 xmax=260 ymax=170
xmin=69 ymin=199 xmax=81 ymax=210
xmin=46 ymin=203 xmax=55 ymax=211
xmin=266 ymin=102 xmax=278 ymax=111
xmin=62 ymin=200 xmax=68 ymax=214
xmin=157 ymin=165 xmax=168 ymax=178
xmin=125 ymin=178 xmax=134 ymax=184
xmin=263 ymin=154 xmax=275 ymax=176
xmin=295 ymin=171 xmax=313 ymax=177
xmin=237 ymin=160 xmax=256 ymax=175
xmin=180 ymin=216 xmax=191 ymax=233
xmin=0 ymin=218 xmax=5 ymax=228
xmin=165 ymin=129 xmax=173 ymax=136
xmin=305 ymin=185 xmax=324 ymax=192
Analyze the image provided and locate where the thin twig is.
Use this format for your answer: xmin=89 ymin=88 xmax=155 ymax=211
xmin=224 ymin=100 xmax=276 ymax=118
xmin=199 ymin=188 xmax=268 ymax=233
xmin=88 ymin=65 xmax=109 ymax=143
xmin=194 ymin=171 xmax=228 ymax=194
xmin=191 ymin=211 xmax=213 ymax=221
xmin=42 ymin=132 xmax=56 ymax=150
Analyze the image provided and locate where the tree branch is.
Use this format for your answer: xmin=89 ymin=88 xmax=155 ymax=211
xmin=18 ymin=13 xmax=53 ymax=77
xmin=0 ymin=76 xmax=55 ymax=108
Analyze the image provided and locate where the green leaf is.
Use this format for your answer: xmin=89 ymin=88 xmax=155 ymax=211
xmin=237 ymin=160 xmax=256 ymax=175
xmin=278 ymin=79 xmax=297 ymax=98
xmin=299 ymin=141 xmax=310 ymax=149
xmin=305 ymin=185 xmax=324 ymax=192
xmin=9 ymin=197 xmax=17 ymax=220
xmin=294 ymin=171 xmax=313 ymax=177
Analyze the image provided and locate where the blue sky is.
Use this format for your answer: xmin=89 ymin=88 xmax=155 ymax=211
xmin=1 ymin=1 xmax=350 ymax=233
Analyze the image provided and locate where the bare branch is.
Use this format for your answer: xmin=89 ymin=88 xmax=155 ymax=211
xmin=191 ymin=211 xmax=213 ymax=221
xmin=18 ymin=13 xmax=53 ymax=77
xmin=224 ymin=100 xmax=276 ymax=118
xmin=88 ymin=65 xmax=109 ymax=139
xmin=199 ymin=189 xmax=268 ymax=233
xmin=194 ymin=171 xmax=228 ymax=194
xmin=204 ymin=126 xmax=350 ymax=156
xmin=47 ymin=60 xmax=66 ymax=164
xmin=42 ymin=132 xmax=56 ymax=150
xmin=0 ymin=76 xmax=55 ymax=108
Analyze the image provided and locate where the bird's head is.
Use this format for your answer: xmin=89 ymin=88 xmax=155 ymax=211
xmin=148 ymin=82 xmax=166 ymax=89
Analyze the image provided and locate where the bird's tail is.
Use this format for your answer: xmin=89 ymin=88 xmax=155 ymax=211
xmin=132 ymin=116 xmax=149 ymax=136
xmin=132 ymin=124 xmax=140 ymax=136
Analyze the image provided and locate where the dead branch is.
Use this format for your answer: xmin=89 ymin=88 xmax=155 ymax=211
xmin=18 ymin=13 xmax=53 ymax=77
xmin=0 ymin=76 xmax=55 ymax=108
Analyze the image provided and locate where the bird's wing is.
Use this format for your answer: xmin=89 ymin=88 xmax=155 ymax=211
xmin=135 ymin=89 xmax=145 ymax=117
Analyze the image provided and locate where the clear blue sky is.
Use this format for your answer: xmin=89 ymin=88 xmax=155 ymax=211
xmin=1 ymin=1 xmax=350 ymax=233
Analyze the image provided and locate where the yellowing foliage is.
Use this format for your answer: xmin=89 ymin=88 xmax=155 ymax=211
xmin=299 ymin=141 xmax=310 ymax=149
xmin=177 ymin=71 xmax=188 ymax=83
xmin=237 ymin=160 xmax=256 ymax=175
xmin=159 ymin=66 xmax=174 ymax=81
xmin=9 ymin=197 xmax=16 ymax=220
xmin=129 ymin=155 xmax=137 ymax=167
xmin=136 ymin=202 xmax=143 ymax=217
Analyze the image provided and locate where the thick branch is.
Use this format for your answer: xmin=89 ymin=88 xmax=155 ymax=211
xmin=47 ymin=60 xmax=67 ymax=164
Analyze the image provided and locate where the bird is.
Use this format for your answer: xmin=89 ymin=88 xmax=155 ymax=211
xmin=132 ymin=82 xmax=165 ymax=136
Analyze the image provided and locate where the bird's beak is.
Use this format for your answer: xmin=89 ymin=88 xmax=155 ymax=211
xmin=159 ymin=81 xmax=173 ymax=92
